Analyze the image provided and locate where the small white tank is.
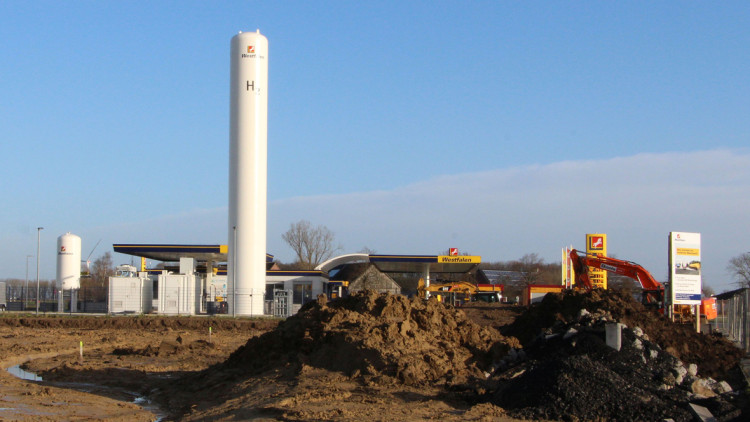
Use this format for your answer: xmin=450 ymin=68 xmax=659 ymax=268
xmin=57 ymin=233 xmax=82 ymax=290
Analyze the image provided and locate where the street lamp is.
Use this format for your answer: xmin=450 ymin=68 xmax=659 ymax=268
xmin=36 ymin=227 xmax=43 ymax=314
xmin=25 ymin=255 xmax=32 ymax=311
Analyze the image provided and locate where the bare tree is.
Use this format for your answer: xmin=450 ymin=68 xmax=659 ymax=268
xmin=282 ymin=220 xmax=341 ymax=270
xmin=514 ymin=253 xmax=544 ymax=286
xmin=727 ymin=252 xmax=750 ymax=287
xmin=83 ymin=252 xmax=115 ymax=301
xmin=2 ymin=279 xmax=23 ymax=301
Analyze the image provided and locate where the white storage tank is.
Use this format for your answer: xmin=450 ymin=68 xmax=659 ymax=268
xmin=228 ymin=30 xmax=269 ymax=316
xmin=56 ymin=233 xmax=81 ymax=290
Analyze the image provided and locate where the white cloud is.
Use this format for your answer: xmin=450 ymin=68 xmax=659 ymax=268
xmin=268 ymin=149 xmax=750 ymax=292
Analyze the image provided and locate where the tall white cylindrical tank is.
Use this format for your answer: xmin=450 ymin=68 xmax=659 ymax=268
xmin=57 ymin=233 xmax=82 ymax=290
xmin=228 ymin=30 xmax=268 ymax=316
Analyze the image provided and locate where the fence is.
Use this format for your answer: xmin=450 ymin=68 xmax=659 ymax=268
xmin=713 ymin=288 xmax=750 ymax=353
xmin=3 ymin=284 xmax=285 ymax=316
xmin=3 ymin=285 xmax=109 ymax=314
xmin=273 ymin=289 xmax=293 ymax=318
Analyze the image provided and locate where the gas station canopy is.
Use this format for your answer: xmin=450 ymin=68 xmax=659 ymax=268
xmin=112 ymin=246 xmax=477 ymax=276
xmin=113 ymin=244 xmax=274 ymax=263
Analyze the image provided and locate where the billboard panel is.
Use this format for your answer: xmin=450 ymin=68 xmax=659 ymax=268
xmin=669 ymin=232 xmax=702 ymax=305
xmin=586 ymin=234 xmax=607 ymax=289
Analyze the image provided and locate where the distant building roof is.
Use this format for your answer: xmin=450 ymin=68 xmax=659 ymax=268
xmin=369 ymin=254 xmax=480 ymax=273
xmin=317 ymin=253 xmax=481 ymax=275
xmin=329 ymin=263 xmax=370 ymax=282
xmin=477 ymin=269 xmax=527 ymax=284
xmin=714 ymin=287 xmax=747 ymax=300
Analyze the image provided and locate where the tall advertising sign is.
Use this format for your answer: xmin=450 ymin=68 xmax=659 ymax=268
xmin=669 ymin=232 xmax=701 ymax=305
xmin=586 ymin=234 xmax=607 ymax=289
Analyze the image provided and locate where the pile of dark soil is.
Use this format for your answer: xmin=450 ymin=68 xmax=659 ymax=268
xmin=494 ymin=289 xmax=746 ymax=421
xmin=502 ymin=289 xmax=743 ymax=379
xmin=223 ymin=291 xmax=517 ymax=386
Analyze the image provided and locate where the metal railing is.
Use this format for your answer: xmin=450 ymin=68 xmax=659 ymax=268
xmin=3 ymin=284 xmax=109 ymax=313
xmin=273 ymin=289 xmax=293 ymax=318
xmin=714 ymin=288 xmax=750 ymax=353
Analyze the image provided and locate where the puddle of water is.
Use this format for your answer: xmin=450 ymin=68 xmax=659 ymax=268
xmin=7 ymin=365 xmax=42 ymax=381
xmin=133 ymin=395 xmax=166 ymax=421
xmin=6 ymin=365 xmax=166 ymax=420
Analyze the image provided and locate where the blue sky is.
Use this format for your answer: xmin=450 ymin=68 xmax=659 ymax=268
xmin=1 ymin=2 xmax=749 ymax=292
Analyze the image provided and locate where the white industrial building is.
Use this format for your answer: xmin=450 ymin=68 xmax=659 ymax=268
xmin=110 ymin=244 xmax=329 ymax=316
xmin=265 ymin=271 xmax=328 ymax=314
xmin=156 ymin=257 xmax=202 ymax=315
xmin=108 ymin=265 xmax=153 ymax=314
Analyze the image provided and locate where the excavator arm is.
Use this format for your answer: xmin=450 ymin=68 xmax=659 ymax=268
xmin=416 ymin=279 xmax=494 ymax=305
xmin=569 ymin=249 xmax=665 ymax=309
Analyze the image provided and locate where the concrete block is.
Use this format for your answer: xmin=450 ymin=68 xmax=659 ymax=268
xmin=606 ymin=322 xmax=622 ymax=351
xmin=688 ymin=403 xmax=717 ymax=422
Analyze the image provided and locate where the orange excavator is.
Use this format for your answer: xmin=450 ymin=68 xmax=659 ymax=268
xmin=569 ymin=249 xmax=665 ymax=311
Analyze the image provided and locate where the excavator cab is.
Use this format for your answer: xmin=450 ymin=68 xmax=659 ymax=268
xmin=641 ymin=288 xmax=665 ymax=312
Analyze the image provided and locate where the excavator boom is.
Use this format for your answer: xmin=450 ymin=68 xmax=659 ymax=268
xmin=569 ymin=249 xmax=665 ymax=310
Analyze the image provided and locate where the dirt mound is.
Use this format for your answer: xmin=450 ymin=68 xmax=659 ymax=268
xmin=459 ymin=303 xmax=526 ymax=331
xmin=112 ymin=337 xmax=217 ymax=358
xmin=502 ymin=289 xmax=743 ymax=379
xmin=493 ymin=289 xmax=745 ymax=421
xmin=0 ymin=315 xmax=279 ymax=332
xmin=223 ymin=291 xmax=517 ymax=386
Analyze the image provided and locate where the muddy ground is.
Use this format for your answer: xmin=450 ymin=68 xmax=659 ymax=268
xmin=0 ymin=316 xmax=277 ymax=421
xmin=0 ymin=290 xmax=747 ymax=421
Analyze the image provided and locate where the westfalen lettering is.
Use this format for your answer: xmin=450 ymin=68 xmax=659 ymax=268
xmin=440 ymin=257 xmax=472 ymax=263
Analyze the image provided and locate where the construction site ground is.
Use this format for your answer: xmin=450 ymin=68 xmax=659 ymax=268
xmin=0 ymin=289 xmax=748 ymax=421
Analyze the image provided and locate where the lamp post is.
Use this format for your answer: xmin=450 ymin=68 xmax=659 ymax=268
xmin=25 ymin=255 xmax=32 ymax=311
xmin=36 ymin=227 xmax=43 ymax=314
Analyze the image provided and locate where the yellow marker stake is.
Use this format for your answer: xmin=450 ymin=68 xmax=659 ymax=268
xmin=79 ymin=341 xmax=83 ymax=359
xmin=209 ymin=327 xmax=212 ymax=343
